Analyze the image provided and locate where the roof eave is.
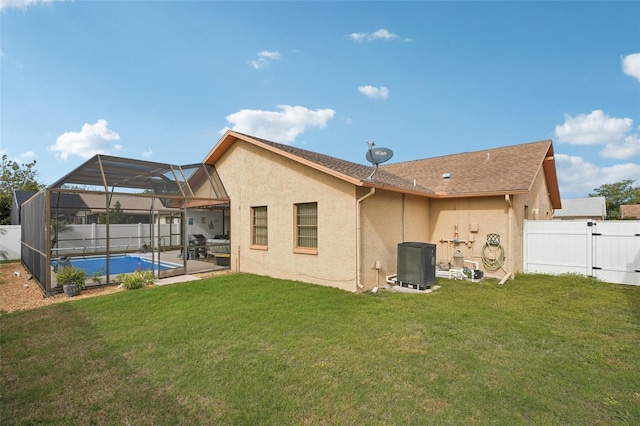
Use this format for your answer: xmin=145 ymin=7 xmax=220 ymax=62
xmin=542 ymin=150 xmax=562 ymax=209
xmin=432 ymin=189 xmax=529 ymax=199
xmin=360 ymin=180 xmax=434 ymax=197
xmin=205 ymin=131 xmax=364 ymax=186
xmin=360 ymin=181 xmax=528 ymax=199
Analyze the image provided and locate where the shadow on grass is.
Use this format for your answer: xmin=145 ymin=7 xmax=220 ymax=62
xmin=0 ymin=301 xmax=208 ymax=425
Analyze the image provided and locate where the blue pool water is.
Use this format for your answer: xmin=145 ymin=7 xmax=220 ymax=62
xmin=52 ymin=255 xmax=176 ymax=276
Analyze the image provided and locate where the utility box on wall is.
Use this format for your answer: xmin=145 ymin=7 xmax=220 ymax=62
xmin=397 ymin=242 xmax=436 ymax=290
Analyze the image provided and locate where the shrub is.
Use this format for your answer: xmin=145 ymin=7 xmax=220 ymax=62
xmin=54 ymin=266 xmax=87 ymax=289
xmin=112 ymin=273 xmax=127 ymax=285
xmin=122 ymin=269 xmax=156 ymax=290
xmin=91 ymin=266 xmax=105 ymax=284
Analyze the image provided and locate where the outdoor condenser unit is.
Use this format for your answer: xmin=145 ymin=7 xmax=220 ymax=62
xmin=397 ymin=242 xmax=436 ymax=290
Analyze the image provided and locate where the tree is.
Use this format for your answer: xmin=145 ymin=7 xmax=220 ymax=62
xmin=590 ymin=179 xmax=640 ymax=220
xmin=0 ymin=155 xmax=45 ymax=224
xmin=98 ymin=200 xmax=125 ymax=224
xmin=50 ymin=218 xmax=71 ymax=249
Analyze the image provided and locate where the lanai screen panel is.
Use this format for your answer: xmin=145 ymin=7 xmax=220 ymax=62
xmin=21 ymin=191 xmax=47 ymax=287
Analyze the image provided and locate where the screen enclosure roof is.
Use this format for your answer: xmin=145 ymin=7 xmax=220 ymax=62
xmin=48 ymin=154 xmax=228 ymax=206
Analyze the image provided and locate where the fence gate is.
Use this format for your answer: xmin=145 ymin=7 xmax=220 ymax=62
xmin=523 ymin=220 xmax=640 ymax=286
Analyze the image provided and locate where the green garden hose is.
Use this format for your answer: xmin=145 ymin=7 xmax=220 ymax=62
xmin=482 ymin=234 xmax=505 ymax=271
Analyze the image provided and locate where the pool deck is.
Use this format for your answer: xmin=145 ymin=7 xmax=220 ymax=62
xmin=52 ymin=249 xmax=229 ymax=290
xmin=138 ymin=250 xmax=229 ymax=276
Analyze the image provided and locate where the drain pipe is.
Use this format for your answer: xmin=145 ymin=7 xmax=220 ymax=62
xmin=356 ymin=188 xmax=376 ymax=289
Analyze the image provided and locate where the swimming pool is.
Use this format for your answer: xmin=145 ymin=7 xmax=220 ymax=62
xmin=52 ymin=255 xmax=179 ymax=276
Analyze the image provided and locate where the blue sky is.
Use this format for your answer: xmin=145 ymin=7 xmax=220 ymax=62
xmin=1 ymin=0 xmax=639 ymax=198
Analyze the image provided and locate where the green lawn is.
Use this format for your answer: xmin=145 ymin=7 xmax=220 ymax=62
xmin=1 ymin=273 xmax=638 ymax=425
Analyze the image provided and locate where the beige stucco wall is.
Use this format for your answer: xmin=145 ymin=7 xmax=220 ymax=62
xmin=358 ymin=189 xmax=401 ymax=290
xmin=424 ymin=167 xmax=554 ymax=277
xmin=214 ymin=141 xmax=359 ymax=291
xmin=427 ymin=196 xmax=512 ymax=277
xmin=511 ymin=166 xmax=554 ymax=272
xmin=358 ymin=191 xmax=431 ymax=290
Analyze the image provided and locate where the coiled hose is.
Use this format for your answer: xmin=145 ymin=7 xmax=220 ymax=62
xmin=482 ymin=233 xmax=505 ymax=271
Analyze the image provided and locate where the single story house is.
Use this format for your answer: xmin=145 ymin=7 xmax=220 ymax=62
xmin=12 ymin=189 xmax=184 ymax=225
xmin=620 ymin=204 xmax=640 ymax=220
xmin=552 ymin=197 xmax=606 ymax=221
xmin=202 ymin=131 xmax=561 ymax=292
xmin=11 ymin=190 xmax=37 ymax=225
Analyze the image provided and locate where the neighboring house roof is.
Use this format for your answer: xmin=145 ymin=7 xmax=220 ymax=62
xmin=553 ymin=197 xmax=606 ymax=219
xmin=204 ymin=131 xmax=561 ymax=207
xmin=620 ymin=204 xmax=640 ymax=219
xmin=49 ymin=192 xmax=181 ymax=214
xmin=14 ymin=190 xmax=37 ymax=206
xmin=11 ymin=190 xmax=37 ymax=224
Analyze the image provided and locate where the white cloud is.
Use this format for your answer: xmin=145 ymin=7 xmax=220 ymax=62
xmin=0 ymin=0 xmax=63 ymax=11
xmin=622 ymin=53 xmax=640 ymax=81
xmin=358 ymin=85 xmax=389 ymax=100
xmin=17 ymin=151 xmax=35 ymax=162
xmin=142 ymin=148 xmax=153 ymax=159
xmin=600 ymin=134 xmax=640 ymax=159
xmin=555 ymin=153 xmax=640 ymax=196
xmin=49 ymin=119 xmax=122 ymax=160
xmin=251 ymin=51 xmax=281 ymax=69
xmin=220 ymin=105 xmax=335 ymax=144
xmin=555 ymin=110 xmax=633 ymax=146
xmin=348 ymin=32 xmax=367 ymax=43
xmin=347 ymin=29 xmax=410 ymax=43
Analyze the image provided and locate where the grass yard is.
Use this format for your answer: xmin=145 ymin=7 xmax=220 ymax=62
xmin=1 ymin=273 xmax=638 ymax=425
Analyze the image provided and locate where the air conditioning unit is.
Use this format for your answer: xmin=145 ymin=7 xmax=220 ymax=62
xmin=397 ymin=242 xmax=436 ymax=290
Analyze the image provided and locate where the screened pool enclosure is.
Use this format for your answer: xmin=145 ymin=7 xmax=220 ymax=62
xmin=21 ymin=155 xmax=229 ymax=294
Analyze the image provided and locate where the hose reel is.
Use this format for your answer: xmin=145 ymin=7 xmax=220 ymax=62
xmin=482 ymin=233 xmax=505 ymax=271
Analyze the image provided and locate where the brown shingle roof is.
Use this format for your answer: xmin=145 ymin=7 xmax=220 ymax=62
xmin=620 ymin=204 xmax=640 ymax=219
xmin=242 ymin=133 xmax=433 ymax=194
xmin=205 ymin=131 xmax=560 ymax=206
xmin=381 ymin=139 xmax=556 ymax=198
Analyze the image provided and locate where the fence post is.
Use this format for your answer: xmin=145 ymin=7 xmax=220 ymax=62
xmin=586 ymin=220 xmax=593 ymax=277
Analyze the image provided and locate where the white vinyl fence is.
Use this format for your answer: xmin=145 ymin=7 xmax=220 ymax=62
xmin=524 ymin=220 xmax=640 ymax=286
xmin=52 ymin=223 xmax=182 ymax=255
xmin=0 ymin=225 xmax=21 ymax=260
xmin=0 ymin=223 xmax=182 ymax=261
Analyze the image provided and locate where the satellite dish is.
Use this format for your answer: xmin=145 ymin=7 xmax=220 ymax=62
xmin=365 ymin=141 xmax=394 ymax=181
xmin=366 ymin=147 xmax=394 ymax=165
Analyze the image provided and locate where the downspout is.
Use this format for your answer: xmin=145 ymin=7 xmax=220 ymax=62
xmin=505 ymin=194 xmax=513 ymax=278
xmin=402 ymin=193 xmax=406 ymax=242
xmin=356 ymin=188 xmax=376 ymax=290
